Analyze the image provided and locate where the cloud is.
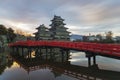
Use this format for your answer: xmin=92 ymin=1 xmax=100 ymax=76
xmin=54 ymin=0 xmax=120 ymax=25
xmin=53 ymin=0 xmax=120 ymax=36
xmin=0 ymin=0 xmax=120 ymax=36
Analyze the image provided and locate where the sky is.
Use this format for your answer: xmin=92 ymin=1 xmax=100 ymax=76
xmin=0 ymin=0 xmax=120 ymax=36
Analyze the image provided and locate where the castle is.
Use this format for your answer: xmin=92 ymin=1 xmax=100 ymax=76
xmin=34 ymin=15 xmax=70 ymax=41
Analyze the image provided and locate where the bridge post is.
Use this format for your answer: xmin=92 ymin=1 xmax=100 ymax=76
xmin=93 ymin=55 xmax=96 ymax=65
xmin=45 ymin=47 xmax=48 ymax=60
xmin=39 ymin=47 xmax=42 ymax=58
xmin=14 ymin=47 xmax=17 ymax=55
xmin=21 ymin=47 xmax=24 ymax=57
xmin=85 ymin=51 xmax=98 ymax=68
xmin=35 ymin=47 xmax=39 ymax=58
xmin=60 ymin=49 xmax=64 ymax=63
xmin=27 ymin=47 xmax=29 ymax=58
xmin=88 ymin=56 xmax=91 ymax=67
xmin=86 ymin=52 xmax=92 ymax=67
xmin=11 ymin=47 xmax=16 ymax=56
xmin=30 ymin=48 xmax=32 ymax=59
xmin=9 ymin=47 xmax=12 ymax=53
xmin=27 ymin=47 xmax=32 ymax=59
xmin=49 ymin=48 xmax=53 ymax=61
xmin=62 ymin=51 xmax=64 ymax=63
xmin=16 ymin=47 xmax=19 ymax=56
xmin=11 ymin=47 xmax=15 ymax=54
xmin=65 ymin=49 xmax=70 ymax=61
xmin=86 ymin=52 xmax=95 ymax=67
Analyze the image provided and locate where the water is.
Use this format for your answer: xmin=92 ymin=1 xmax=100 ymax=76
xmin=0 ymin=51 xmax=120 ymax=80
xmin=70 ymin=51 xmax=120 ymax=72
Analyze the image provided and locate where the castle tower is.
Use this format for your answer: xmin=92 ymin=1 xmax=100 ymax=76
xmin=49 ymin=15 xmax=70 ymax=41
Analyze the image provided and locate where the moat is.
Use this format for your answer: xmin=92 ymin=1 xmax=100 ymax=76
xmin=0 ymin=51 xmax=120 ymax=80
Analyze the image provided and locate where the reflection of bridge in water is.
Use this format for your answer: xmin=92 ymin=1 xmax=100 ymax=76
xmin=12 ymin=56 xmax=120 ymax=80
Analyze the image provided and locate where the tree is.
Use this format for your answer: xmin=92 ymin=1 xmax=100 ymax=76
xmin=105 ymin=31 xmax=114 ymax=43
xmin=7 ymin=28 xmax=16 ymax=43
xmin=0 ymin=25 xmax=7 ymax=35
xmin=105 ymin=31 xmax=113 ymax=40
xmin=0 ymin=36 xmax=4 ymax=47
xmin=96 ymin=34 xmax=102 ymax=42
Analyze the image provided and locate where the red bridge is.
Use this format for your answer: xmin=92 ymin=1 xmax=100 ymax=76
xmin=9 ymin=40 xmax=120 ymax=67
xmin=9 ymin=40 xmax=120 ymax=58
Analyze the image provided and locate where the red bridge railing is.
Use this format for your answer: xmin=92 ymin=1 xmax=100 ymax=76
xmin=9 ymin=40 xmax=120 ymax=57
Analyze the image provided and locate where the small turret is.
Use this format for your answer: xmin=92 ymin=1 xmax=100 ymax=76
xmin=34 ymin=24 xmax=52 ymax=40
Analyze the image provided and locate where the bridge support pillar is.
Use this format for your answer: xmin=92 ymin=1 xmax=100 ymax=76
xmin=60 ymin=49 xmax=64 ymax=63
xmin=49 ymin=48 xmax=53 ymax=61
xmin=11 ymin=47 xmax=15 ymax=54
xmin=27 ymin=48 xmax=29 ymax=58
xmin=88 ymin=56 xmax=91 ymax=67
xmin=30 ymin=48 xmax=32 ymax=59
xmin=11 ymin=47 xmax=16 ymax=56
xmin=62 ymin=52 xmax=64 ymax=63
xmin=27 ymin=47 xmax=32 ymax=59
xmin=21 ymin=47 xmax=24 ymax=57
xmin=65 ymin=49 xmax=70 ymax=61
xmin=93 ymin=55 xmax=96 ymax=65
xmin=45 ymin=47 xmax=48 ymax=60
xmin=14 ymin=47 xmax=17 ymax=55
xmin=16 ymin=47 xmax=19 ymax=56
xmin=35 ymin=47 xmax=39 ymax=58
xmin=39 ymin=48 xmax=42 ymax=58
xmin=85 ymin=52 xmax=97 ymax=67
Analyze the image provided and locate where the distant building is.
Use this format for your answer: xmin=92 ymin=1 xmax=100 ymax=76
xmin=88 ymin=36 xmax=100 ymax=41
xmin=82 ymin=35 xmax=108 ymax=42
xmin=115 ymin=36 xmax=120 ymax=40
xmin=49 ymin=15 xmax=70 ymax=41
xmin=101 ymin=36 xmax=106 ymax=40
xmin=70 ymin=34 xmax=83 ymax=41
xmin=34 ymin=24 xmax=52 ymax=40
xmin=113 ymin=36 xmax=120 ymax=43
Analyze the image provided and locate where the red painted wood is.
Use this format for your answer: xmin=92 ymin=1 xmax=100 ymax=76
xmin=9 ymin=40 xmax=120 ymax=57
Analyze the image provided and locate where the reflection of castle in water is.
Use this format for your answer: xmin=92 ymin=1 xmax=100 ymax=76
xmin=11 ymin=56 xmax=120 ymax=80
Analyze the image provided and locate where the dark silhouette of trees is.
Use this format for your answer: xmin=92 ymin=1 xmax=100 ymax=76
xmin=0 ymin=25 xmax=7 ymax=35
xmin=7 ymin=28 xmax=16 ymax=43
xmin=0 ymin=24 xmax=16 ymax=43
xmin=96 ymin=34 xmax=102 ymax=41
xmin=105 ymin=31 xmax=113 ymax=40
xmin=105 ymin=31 xmax=114 ymax=43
